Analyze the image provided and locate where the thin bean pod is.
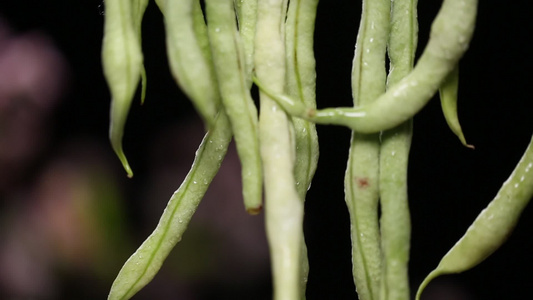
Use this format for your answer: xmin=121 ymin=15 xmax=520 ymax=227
xmin=102 ymin=0 xmax=146 ymax=177
xmin=439 ymin=65 xmax=474 ymax=148
xmin=416 ymin=134 xmax=533 ymax=300
xmin=379 ymin=0 xmax=417 ymax=299
xmin=285 ymin=0 xmax=320 ymax=200
xmin=256 ymin=0 xmax=478 ymax=134
xmin=255 ymin=0 xmax=304 ymax=299
xmin=205 ymin=0 xmax=262 ymax=214
xmin=108 ymin=113 xmax=233 ymax=300
xmin=162 ymin=0 xmax=220 ymax=129
xmin=234 ymin=0 xmax=258 ymax=87
xmin=285 ymin=0 xmax=320 ymax=293
xmin=131 ymin=0 xmax=148 ymax=104
xmin=345 ymin=0 xmax=390 ymax=299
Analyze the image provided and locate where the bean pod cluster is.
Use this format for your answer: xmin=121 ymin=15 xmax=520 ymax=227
xmin=101 ymin=0 xmax=533 ymax=299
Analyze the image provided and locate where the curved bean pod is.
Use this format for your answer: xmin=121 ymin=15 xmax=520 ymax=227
xmin=439 ymin=65 xmax=474 ymax=148
xmin=108 ymin=113 xmax=233 ymax=300
xmin=256 ymin=0 xmax=478 ymax=134
xmin=205 ymin=0 xmax=262 ymax=214
xmin=379 ymin=0 xmax=418 ymax=299
xmin=255 ymin=0 xmax=304 ymax=298
xmin=416 ymin=134 xmax=533 ymax=300
xmin=162 ymin=0 xmax=220 ymax=129
xmin=102 ymin=0 xmax=146 ymax=178
xmin=344 ymin=0 xmax=390 ymax=299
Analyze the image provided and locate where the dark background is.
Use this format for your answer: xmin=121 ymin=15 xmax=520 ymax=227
xmin=0 ymin=0 xmax=531 ymax=299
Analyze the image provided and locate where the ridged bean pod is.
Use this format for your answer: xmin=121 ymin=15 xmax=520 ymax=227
xmin=102 ymin=0 xmax=147 ymax=177
xmin=344 ymin=1 xmax=390 ymax=299
xmin=205 ymin=0 xmax=262 ymax=214
xmin=255 ymin=0 xmax=304 ymax=299
xmin=416 ymin=134 xmax=533 ymax=300
xmin=378 ymin=0 xmax=417 ymax=299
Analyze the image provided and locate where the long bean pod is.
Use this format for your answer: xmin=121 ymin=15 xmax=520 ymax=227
xmin=285 ymin=0 xmax=320 ymax=293
xmin=205 ymin=0 xmax=262 ymax=214
xmin=108 ymin=113 xmax=233 ymax=300
xmin=345 ymin=0 xmax=390 ymax=299
xmin=439 ymin=65 xmax=474 ymax=148
xmin=416 ymin=134 xmax=533 ymax=300
xmin=162 ymin=0 xmax=220 ymax=129
xmin=255 ymin=0 xmax=304 ymax=298
xmin=256 ymin=0 xmax=478 ymax=134
xmin=285 ymin=0 xmax=320 ymax=200
xmin=102 ymin=0 xmax=146 ymax=177
xmin=378 ymin=0 xmax=417 ymax=299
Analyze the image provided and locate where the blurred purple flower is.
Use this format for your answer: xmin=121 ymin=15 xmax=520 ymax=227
xmin=0 ymin=19 xmax=68 ymax=192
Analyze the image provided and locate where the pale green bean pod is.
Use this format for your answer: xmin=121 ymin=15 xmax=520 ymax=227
xmin=255 ymin=0 xmax=304 ymax=299
xmin=416 ymin=134 xmax=533 ymax=300
xmin=258 ymin=0 xmax=478 ymax=135
xmin=285 ymin=0 xmax=320 ymax=293
xmin=107 ymin=113 xmax=233 ymax=300
xmin=102 ymin=0 xmax=147 ymax=177
xmin=205 ymin=0 xmax=262 ymax=214
xmin=378 ymin=0 xmax=417 ymax=299
xmin=162 ymin=0 xmax=220 ymax=129
xmin=285 ymin=0 xmax=320 ymax=201
xmin=439 ymin=65 xmax=474 ymax=148
xmin=344 ymin=1 xmax=390 ymax=299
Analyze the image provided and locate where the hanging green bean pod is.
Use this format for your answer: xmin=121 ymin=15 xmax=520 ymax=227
xmin=378 ymin=0 xmax=418 ymax=299
xmin=162 ymin=0 xmax=220 ymax=129
xmin=416 ymin=134 xmax=533 ymax=300
xmin=255 ymin=0 xmax=304 ymax=298
xmin=102 ymin=0 xmax=146 ymax=177
xmin=345 ymin=0 xmax=390 ymax=299
xmin=285 ymin=0 xmax=320 ymax=293
xmin=107 ymin=113 xmax=233 ymax=300
xmin=205 ymin=0 xmax=262 ymax=214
